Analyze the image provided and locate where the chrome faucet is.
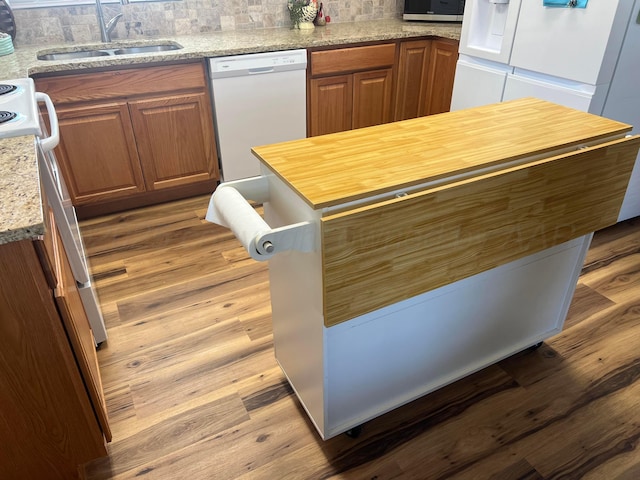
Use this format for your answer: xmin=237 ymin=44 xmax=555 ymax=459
xmin=96 ymin=0 xmax=129 ymax=43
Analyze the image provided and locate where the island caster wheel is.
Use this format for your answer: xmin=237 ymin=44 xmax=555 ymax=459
xmin=345 ymin=425 xmax=363 ymax=439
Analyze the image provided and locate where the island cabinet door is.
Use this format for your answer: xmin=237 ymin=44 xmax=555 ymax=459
xmin=49 ymin=101 xmax=146 ymax=205
xmin=128 ymin=91 xmax=219 ymax=191
xmin=320 ymin=134 xmax=640 ymax=327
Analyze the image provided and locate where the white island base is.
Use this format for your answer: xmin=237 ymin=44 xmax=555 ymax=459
xmin=264 ymin=171 xmax=592 ymax=440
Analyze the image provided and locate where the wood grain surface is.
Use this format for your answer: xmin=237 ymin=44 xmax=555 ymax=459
xmin=321 ymin=135 xmax=640 ymax=326
xmin=78 ymin=195 xmax=640 ymax=480
xmin=252 ymin=98 xmax=633 ymax=209
xmin=53 ymin=221 xmax=112 ymax=442
xmin=309 ymin=43 xmax=396 ymax=76
xmin=0 ymin=239 xmax=106 ymax=479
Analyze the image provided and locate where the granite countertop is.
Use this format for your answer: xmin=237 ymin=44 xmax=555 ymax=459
xmin=0 ymin=18 xmax=461 ymax=245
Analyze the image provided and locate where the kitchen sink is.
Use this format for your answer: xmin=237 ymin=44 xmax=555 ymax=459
xmin=113 ymin=44 xmax=182 ymax=55
xmin=37 ymin=50 xmax=112 ymax=61
xmin=37 ymin=42 xmax=183 ymax=61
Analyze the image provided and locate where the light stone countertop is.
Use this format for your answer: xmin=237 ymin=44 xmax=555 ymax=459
xmin=0 ymin=18 xmax=461 ymax=244
xmin=0 ymin=136 xmax=43 ymax=243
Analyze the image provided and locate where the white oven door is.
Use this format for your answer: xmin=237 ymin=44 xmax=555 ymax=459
xmin=37 ymin=92 xmax=108 ymax=344
xmin=37 ymin=92 xmax=89 ymax=284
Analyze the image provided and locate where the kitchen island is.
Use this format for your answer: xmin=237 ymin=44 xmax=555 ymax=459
xmin=208 ymin=98 xmax=640 ymax=439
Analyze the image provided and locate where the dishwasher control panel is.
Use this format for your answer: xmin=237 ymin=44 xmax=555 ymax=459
xmin=209 ymin=49 xmax=307 ymax=78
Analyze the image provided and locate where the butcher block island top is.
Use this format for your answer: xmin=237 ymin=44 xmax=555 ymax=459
xmin=252 ymin=98 xmax=635 ymax=210
xmin=252 ymin=98 xmax=640 ymax=327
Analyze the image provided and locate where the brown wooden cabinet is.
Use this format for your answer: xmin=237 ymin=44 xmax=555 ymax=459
xmin=352 ymin=69 xmax=394 ymax=130
xmin=53 ymin=101 xmax=146 ymax=204
xmin=308 ymin=75 xmax=353 ymax=135
xmin=394 ymin=39 xmax=431 ymax=120
xmin=129 ymin=91 xmax=217 ymax=191
xmin=51 ymin=210 xmax=111 ymax=447
xmin=0 ymin=207 xmax=109 ymax=479
xmin=395 ymin=38 xmax=459 ymax=121
xmin=309 ymin=38 xmax=459 ymax=135
xmin=308 ymin=44 xmax=396 ymax=136
xmin=36 ymin=62 xmax=219 ymax=218
xmin=423 ymin=38 xmax=459 ymax=116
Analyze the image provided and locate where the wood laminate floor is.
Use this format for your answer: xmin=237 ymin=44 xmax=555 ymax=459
xmin=80 ymin=195 xmax=640 ymax=480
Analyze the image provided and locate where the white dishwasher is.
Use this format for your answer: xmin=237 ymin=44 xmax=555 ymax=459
xmin=209 ymin=50 xmax=307 ymax=182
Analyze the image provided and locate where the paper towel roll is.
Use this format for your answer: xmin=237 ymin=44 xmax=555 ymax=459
xmin=208 ymin=186 xmax=272 ymax=258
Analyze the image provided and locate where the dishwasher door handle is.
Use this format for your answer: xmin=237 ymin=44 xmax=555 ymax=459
xmin=206 ymin=176 xmax=316 ymax=261
xmin=248 ymin=66 xmax=275 ymax=74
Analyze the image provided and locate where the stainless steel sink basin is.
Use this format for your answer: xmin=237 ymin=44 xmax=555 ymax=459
xmin=37 ymin=50 xmax=112 ymax=61
xmin=37 ymin=43 xmax=183 ymax=61
xmin=113 ymin=44 xmax=182 ymax=55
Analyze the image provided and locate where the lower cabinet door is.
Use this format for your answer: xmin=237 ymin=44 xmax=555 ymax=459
xmin=0 ymin=233 xmax=107 ymax=479
xmin=309 ymin=75 xmax=353 ymax=137
xmin=424 ymin=39 xmax=459 ymax=116
xmin=52 ymin=219 xmax=111 ymax=442
xmin=129 ymin=92 xmax=218 ymax=191
xmin=395 ymin=39 xmax=431 ymax=121
xmin=352 ymin=68 xmax=393 ymax=129
xmin=52 ymin=101 xmax=146 ymax=205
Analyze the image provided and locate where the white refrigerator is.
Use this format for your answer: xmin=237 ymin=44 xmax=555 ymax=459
xmin=451 ymin=0 xmax=640 ymax=221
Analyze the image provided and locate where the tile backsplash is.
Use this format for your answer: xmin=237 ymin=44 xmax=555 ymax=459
xmin=13 ymin=0 xmax=404 ymax=45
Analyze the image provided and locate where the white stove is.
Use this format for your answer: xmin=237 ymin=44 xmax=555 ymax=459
xmin=0 ymin=77 xmax=108 ymax=344
xmin=0 ymin=78 xmax=43 ymax=139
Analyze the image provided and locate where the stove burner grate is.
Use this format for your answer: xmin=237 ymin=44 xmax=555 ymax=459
xmin=0 ymin=84 xmax=18 ymax=96
xmin=0 ymin=111 xmax=18 ymax=124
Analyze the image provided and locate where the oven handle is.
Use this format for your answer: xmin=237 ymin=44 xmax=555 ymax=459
xmin=206 ymin=176 xmax=315 ymax=261
xmin=35 ymin=92 xmax=59 ymax=152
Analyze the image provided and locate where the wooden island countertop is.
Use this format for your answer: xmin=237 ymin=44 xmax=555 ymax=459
xmin=252 ymin=98 xmax=634 ymax=210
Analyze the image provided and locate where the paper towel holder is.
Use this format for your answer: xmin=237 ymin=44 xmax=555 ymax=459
xmin=206 ymin=176 xmax=316 ymax=261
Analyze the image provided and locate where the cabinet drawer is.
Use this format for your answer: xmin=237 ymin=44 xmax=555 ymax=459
xmin=310 ymin=43 xmax=397 ymax=76
xmin=35 ymin=62 xmax=207 ymax=103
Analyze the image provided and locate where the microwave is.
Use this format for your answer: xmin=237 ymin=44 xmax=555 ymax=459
xmin=403 ymin=0 xmax=465 ymax=22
